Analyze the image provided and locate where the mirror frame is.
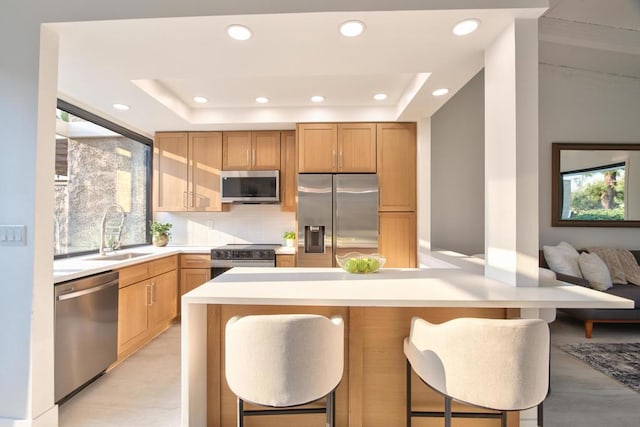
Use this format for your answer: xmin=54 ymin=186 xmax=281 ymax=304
xmin=552 ymin=142 xmax=640 ymax=227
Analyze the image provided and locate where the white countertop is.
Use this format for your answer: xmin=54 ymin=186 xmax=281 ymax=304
xmin=183 ymin=265 xmax=634 ymax=309
xmin=53 ymin=246 xmax=212 ymax=283
xmin=275 ymin=246 xmax=296 ymax=255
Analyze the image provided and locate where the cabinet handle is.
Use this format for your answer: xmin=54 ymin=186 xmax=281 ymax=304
xmin=339 ymin=149 xmax=343 ymax=169
xmin=332 ymin=149 xmax=336 ymax=169
xmin=183 ymin=191 xmax=188 ymax=208
xmin=252 ymin=149 xmax=256 ymax=166
xmin=146 ymin=284 xmax=152 ymax=306
xmin=152 ymin=283 xmax=157 ymax=303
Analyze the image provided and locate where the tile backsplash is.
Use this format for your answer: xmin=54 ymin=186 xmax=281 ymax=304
xmin=155 ymin=204 xmax=295 ymax=246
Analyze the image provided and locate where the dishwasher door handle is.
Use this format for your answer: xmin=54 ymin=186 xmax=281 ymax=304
xmin=56 ymin=279 xmax=119 ymax=301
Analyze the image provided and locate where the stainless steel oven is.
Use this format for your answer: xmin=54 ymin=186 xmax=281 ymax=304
xmin=210 ymin=244 xmax=279 ymax=278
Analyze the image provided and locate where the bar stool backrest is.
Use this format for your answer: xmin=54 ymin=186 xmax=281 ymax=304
xmin=405 ymin=317 xmax=549 ymax=411
xmin=225 ymin=314 xmax=344 ymax=407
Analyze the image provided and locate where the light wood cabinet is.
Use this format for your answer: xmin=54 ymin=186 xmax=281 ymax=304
xmin=117 ymin=280 xmax=149 ymax=352
xmin=377 ymin=123 xmax=416 ymax=211
xmin=154 ymin=132 xmax=224 ymax=212
xmin=117 ymin=255 xmax=178 ymax=361
xmin=276 ymin=253 xmax=296 ymax=267
xmin=337 ymin=123 xmax=376 ymax=172
xmin=179 ymin=254 xmax=211 ymax=315
xmin=379 ymin=212 xmax=417 ymax=268
xmin=222 ymin=131 xmax=280 ymax=170
xmin=149 ymin=270 xmax=178 ymax=326
xmin=153 ymin=132 xmax=188 ymax=211
xmin=297 ymin=123 xmax=338 ymax=172
xmin=298 ymin=123 xmax=376 ymax=173
xmin=279 ymin=131 xmax=296 ymax=212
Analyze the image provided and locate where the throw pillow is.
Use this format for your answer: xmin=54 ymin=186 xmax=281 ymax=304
xmin=543 ymin=241 xmax=582 ymax=278
xmin=616 ymin=249 xmax=640 ymax=286
xmin=578 ymin=252 xmax=612 ymax=291
xmin=585 ymin=247 xmax=627 ymax=284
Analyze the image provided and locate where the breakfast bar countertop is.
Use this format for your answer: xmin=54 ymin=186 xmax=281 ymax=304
xmin=183 ymin=265 xmax=634 ymax=309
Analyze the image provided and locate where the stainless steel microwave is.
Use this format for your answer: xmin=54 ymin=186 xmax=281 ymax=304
xmin=220 ymin=170 xmax=280 ymax=203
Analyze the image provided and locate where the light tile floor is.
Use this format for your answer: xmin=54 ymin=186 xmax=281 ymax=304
xmin=59 ymin=314 xmax=640 ymax=426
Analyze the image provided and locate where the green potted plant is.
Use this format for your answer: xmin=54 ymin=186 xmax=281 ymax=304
xmin=149 ymin=220 xmax=172 ymax=247
xmin=282 ymin=231 xmax=295 ymax=247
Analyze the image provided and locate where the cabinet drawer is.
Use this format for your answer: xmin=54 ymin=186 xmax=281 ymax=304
xmin=118 ymin=255 xmax=178 ymax=288
xmin=180 ymin=254 xmax=211 ymax=269
xmin=151 ymin=255 xmax=178 ymax=277
xmin=118 ymin=262 xmax=152 ymax=288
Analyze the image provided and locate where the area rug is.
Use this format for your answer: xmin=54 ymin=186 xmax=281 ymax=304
xmin=560 ymin=342 xmax=640 ymax=393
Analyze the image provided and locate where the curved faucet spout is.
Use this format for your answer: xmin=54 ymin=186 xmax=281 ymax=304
xmin=100 ymin=204 xmax=126 ymax=255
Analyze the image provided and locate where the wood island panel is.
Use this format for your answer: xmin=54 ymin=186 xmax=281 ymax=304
xmin=206 ymin=305 xmax=517 ymax=427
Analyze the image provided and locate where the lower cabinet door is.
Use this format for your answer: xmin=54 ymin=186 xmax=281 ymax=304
xmin=379 ymin=212 xmax=417 ymax=267
xmin=118 ymin=280 xmax=150 ymax=354
xmin=180 ymin=268 xmax=211 ymax=295
xmin=150 ymin=270 xmax=178 ymax=327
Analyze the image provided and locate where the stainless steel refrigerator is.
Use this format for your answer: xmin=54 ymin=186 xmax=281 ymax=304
xmin=297 ymin=174 xmax=378 ymax=267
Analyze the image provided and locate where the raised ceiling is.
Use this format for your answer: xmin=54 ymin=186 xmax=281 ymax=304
xmin=48 ymin=0 xmax=639 ymax=136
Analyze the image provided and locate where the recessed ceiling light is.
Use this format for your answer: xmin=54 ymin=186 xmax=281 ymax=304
xmin=373 ymin=93 xmax=388 ymax=101
xmin=112 ymin=103 xmax=130 ymax=111
xmin=226 ymin=24 xmax=252 ymax=41
xmin=432 ymin=88 xmax=450 ymax=97
xmin=311 ymin=95 xmax=325 ymax=103
xmin=255 ymin=97 xmax=269 ymax=104
xmin=453 ymin=19 xmax=480 ymax=36
xmin=193 ymin=96 xmax=208 ymax=104
xmin=340 ymin=20 xmax=365 ymax=37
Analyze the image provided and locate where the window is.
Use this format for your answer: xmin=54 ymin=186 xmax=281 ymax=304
xmin=54 ymin=100 xmax=152 ymax=257
xmin=561 ymin=162 xmax=626 ymax=221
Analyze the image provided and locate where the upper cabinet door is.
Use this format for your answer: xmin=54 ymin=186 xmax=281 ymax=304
xmin=153 ymin=132 xmax=189 ymax=211
xmin=222 ymin=131 xmax=252 ymax=170
xmin=280 ymin=131 xmax=296 ymax=212
xmin=298 ymin=123 xmax=338 ymax=172
xmin=251 ymin=131 xmax=281 ymax=170
xmin=337 ymin=123 xmax=376 ymax=172
xmin=377 ymin=123 xmax=416 ymax=211
xmin=189 ymin=132 xmax=223 ymax=211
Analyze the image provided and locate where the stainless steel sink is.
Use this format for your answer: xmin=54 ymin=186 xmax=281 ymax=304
xmin=85 ymin=252 xmax=152 ymax=261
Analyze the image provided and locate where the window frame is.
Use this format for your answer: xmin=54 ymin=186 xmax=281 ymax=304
xmin=54 ymin=99 xmax=153 ymax=259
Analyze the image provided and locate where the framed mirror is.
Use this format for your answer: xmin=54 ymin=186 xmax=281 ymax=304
xmin=552 ymin=143 xmax=640 ymax=227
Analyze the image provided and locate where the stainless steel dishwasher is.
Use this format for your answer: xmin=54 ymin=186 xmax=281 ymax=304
xmin=55 ymin=270 xmax=119 ymax=403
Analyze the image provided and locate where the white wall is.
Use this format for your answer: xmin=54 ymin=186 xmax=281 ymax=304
xmin=155 ymin=205 xmax=295 ymax=246
xmin=539 ymin=64 xmax=640 ymax=249
xmin=430 ymin=70 xmax=485 ymax=255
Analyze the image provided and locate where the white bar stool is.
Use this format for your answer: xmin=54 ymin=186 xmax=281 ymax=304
xmin=404 ymin=317 xmax=549 ymax=427
xmin=225 ymin=314 xmax=344 ymax=427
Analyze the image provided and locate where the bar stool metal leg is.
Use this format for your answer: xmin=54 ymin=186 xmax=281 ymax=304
xmin=326 ymin=389 xmax=336 ymax=427
xmin=406 ymin=361 xmax=412 ymax=427
xmin=237 ymin=397 xmax=244 ymax=427
xmin=444 ymin=396 xmax=452 ymax=427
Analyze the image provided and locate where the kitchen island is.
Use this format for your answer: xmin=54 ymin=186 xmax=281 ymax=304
xmin=181 ymin=257 xmax=633 ymax=427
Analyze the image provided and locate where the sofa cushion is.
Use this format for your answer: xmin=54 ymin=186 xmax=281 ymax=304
xmin=586 ymin=247 xmax=627 ymax=284
xmin=578 ymin=252 xmax=612 ymax=291
xmin=605 ymin=284 xmax=640 ymax=309
xmin=543 ymin=241 xmax=582 ymax=278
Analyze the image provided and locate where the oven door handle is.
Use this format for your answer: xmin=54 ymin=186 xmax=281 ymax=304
xmin=229 ymin=260 xmax=275 ymax=267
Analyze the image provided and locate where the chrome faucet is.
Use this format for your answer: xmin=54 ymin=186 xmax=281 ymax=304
xmin=100 ymin=204 xmax=126 ymax=255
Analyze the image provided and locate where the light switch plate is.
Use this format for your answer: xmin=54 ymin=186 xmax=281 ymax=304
xmin=0 ymin=225 xmax=26 ymax=245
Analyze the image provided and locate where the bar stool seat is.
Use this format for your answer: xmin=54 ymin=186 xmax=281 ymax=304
xmin=225 ymin=314 xmax=344 ymax=427
xmin=404 ymin=317 xmax=549 ymax=427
